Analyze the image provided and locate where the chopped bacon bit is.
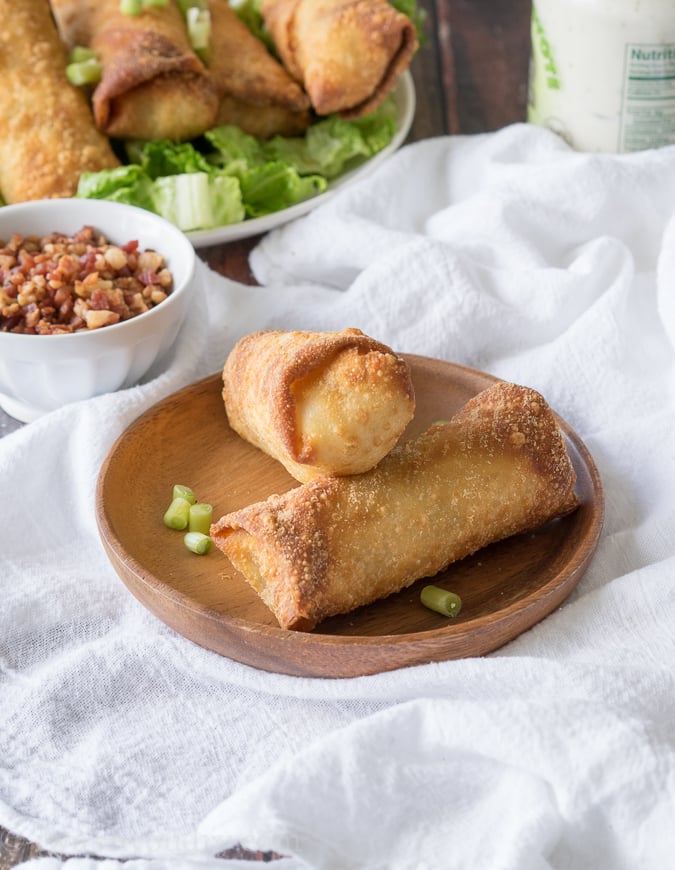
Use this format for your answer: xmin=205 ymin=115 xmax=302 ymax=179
xmin=137 ymin=269 xmax=161 ymax=286
xmin=0 ymin=226 xmax=173 ymax=334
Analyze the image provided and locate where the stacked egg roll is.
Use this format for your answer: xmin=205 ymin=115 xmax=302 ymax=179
xmin=50 ymin=0 xmax=219 ymax=141
xmin=207 ymin=0 xmax=311 ymax=138
xmin=221 ymin=328 xmax=416 ymax=482
xmin=0 ymin=0 xmax=119 ymax=203
xmin=211 ymin=381 xmax=579 ymax=631
xmin=260 ymin=0 xmax=418 ymax=118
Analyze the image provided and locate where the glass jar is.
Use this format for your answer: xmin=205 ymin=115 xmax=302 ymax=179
xmin=528 ymin=0 xmax=675 ymax=152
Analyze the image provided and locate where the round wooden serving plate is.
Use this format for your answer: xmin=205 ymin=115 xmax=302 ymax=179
xmin=96 ymin=356 xmax=604 ymax=678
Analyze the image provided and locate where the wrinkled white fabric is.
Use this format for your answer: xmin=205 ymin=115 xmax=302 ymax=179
xmin=2 ymin=124 xmax=675 ymax=870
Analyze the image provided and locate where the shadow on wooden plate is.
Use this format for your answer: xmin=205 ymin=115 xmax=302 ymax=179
xmin=96 ymin=356 xmax=604 ymax=678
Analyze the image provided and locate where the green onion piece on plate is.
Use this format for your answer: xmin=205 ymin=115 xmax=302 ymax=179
xmin=420 ymin=585 xmax=462 ymax=617
xmin=172 ymin=484 xmax=196 ymax=505
xmin=163 ymin=496 xmax=192 ymax=530
xmin=188 ymin=502 xmax=213 ymax=536
xmin=184 ymin=531 xmax=213 ymax=555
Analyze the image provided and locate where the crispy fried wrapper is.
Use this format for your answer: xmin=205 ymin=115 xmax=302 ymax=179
xmin=0 ymin=0 xmax=119 ymax=203
xmin=222 ymin=328 xmax=416 ymax=482
xmin=214 ymin=95 xmax=311 ymax=138
xmin=211 ymin=382 xmax=579 ymax=631
xmin=51 ymin=0 xmax=219 ymax=141
xmin=261 ymin=0 xmax=418 ymax=118
xmin=207 ymin=0 xmax=311 ymax=137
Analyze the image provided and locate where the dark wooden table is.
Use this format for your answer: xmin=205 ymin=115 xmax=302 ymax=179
xmin=0 ymin=0 xmax=532 ymax=864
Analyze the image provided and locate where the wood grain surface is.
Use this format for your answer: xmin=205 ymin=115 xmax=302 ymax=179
xmin=1 ymin=0 xmax=534 ymax=864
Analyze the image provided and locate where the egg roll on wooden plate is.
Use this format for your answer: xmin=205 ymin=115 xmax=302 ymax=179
xmin=261 ymin=0 xmax=418 ymax=118
xmin=0 ymin=0 xmax=119 ymax=203
xmin=211 ymin=382 xmax=579 ymax=631
xmin=222 ymin=328 xmax=416 ymax=482
xmin=51 ymin=0 xmax=219 ymax=141
xmin=207 ymin=0 xmax=311 ymax=137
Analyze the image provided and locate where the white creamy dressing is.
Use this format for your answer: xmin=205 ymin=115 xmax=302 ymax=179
xmin=528 ymin=0 xmax=675 ymax=152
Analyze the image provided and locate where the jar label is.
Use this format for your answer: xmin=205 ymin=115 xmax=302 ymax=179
xmin=620 ymin=44 xmax=675 ymax=151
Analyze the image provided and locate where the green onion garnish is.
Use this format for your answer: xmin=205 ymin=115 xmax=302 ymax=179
xmin=188 ymin=502 xmax=213 ymax=536
xmin=186 ymin=6 xmax=211 ymax=61
xmin=163 ymin=496 xmax=192 ymax=530
xmin=173 ymin=484 xmax=196 ymax=505
xmin=420 ymin=585 xmax=462 ymax=617
xmin=184 ymin=531 xmax=213 ymax=555
xmin=120 ymin=0 xmax=143 ymax=14
xmin=177 ymin=0 xmax=208 ymax=13
xmin=69 ymin=46 xmax=98 ymax=63
xmin=66 ymin=58 xmax=102 ymax=86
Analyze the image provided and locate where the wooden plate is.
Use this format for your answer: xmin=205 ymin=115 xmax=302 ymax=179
xmin=96 ymin=356 xmax=604 ymax=678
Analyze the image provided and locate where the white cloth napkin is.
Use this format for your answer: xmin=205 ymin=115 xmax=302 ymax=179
xmin=2 ymin=123 xmax=675 ymax=870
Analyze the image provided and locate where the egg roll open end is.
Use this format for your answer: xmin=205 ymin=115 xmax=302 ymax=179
xmin=290 ymin=344 xmax=416 ymax=478
xmin=222 ymin=328 xmax=415 ymax=483
xmin=92 ymin=29 xmax=219 ymax=140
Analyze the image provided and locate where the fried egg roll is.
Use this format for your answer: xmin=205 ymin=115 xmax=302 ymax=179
xmin=0 ymin=0 xmax=119 ymax=203
xmin=260 ymin=0 xmax=418 ymax=119
xmin=214 ymin=95 xmax=311 ymax=138
xmin=207 ymin=0 xmax=311 ymax=137
xmin=222 ymin=328 xmax=416 ymax=483
xmin=211 ymin=382 xmax=579 ymax=631
xmin=50 ymin=0 xmax=219 ymax=141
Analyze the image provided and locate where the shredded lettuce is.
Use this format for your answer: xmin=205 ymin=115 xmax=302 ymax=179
xmin=77 ymin=98 xmax=397 ymax=232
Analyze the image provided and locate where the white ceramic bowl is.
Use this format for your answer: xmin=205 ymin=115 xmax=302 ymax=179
xmin=0 ymin=199 xmax=196 ymax=422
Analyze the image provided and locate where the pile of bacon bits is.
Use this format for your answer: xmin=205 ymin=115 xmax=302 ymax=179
xmin=0 ymin=225 xmax=174 ymax=334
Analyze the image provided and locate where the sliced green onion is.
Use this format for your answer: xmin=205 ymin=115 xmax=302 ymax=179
xmin=188 ymin=502 xmax=213 ymax=535
xmin=69 ymin=46 xmax=98 ymax=63
xmin=120 ymin=0 xmax=143 ymax=15
xmin=173 ymin=484 xmax=196 ymax=505
xmin=420 ymin=585 xmax=462 ymax=617
xmin=177 ymin=0 xmax=208 ymax=13
xmin=163 ymin=496 xmax=192 ymax=530
xmin=66 ymin=58 xmax=102 ymax=86
xmin=142 ymin=0 xmax=169 ymax=6
xmin=184 ymin=531 xmax=213 ymax=555
xmin=186 ymin=6 xmax=211 ymax=61
xmin=431 ymin=419 xmax=450 ymax=427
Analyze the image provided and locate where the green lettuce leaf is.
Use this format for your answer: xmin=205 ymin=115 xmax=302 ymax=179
xmin=232 ymin=162 xmax=327 ymax=217
xmin=204 ymin=125 xmax=266 ymax=167
xmin=76 ymin=164 xmax=155 ymax=211
xmin=131 ymin=140 xmax=213 ymax=178
xmin=151 ymin=172 xmax=245 ymax=231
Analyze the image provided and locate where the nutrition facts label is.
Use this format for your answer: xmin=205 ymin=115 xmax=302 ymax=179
xmin=620 ymin=43 xmax=675 ymax=151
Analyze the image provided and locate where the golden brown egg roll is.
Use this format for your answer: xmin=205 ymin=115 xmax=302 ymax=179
xmin=211 ymin=382 xmax=579 ymax=631
xmin=260 ymin=0 xmax=418 ymax=119
xmin=0 ymin=0 xmax=119 ymax=203
xmin=214 ymin=95 xmax=311 ymax=138
xmin=207 ymin=0 xmax=311 ymax=137
xmin=50 ymin=0 xmax=219 ymax=141
xmin=222 ymin=328 xmax=416 ymax=483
